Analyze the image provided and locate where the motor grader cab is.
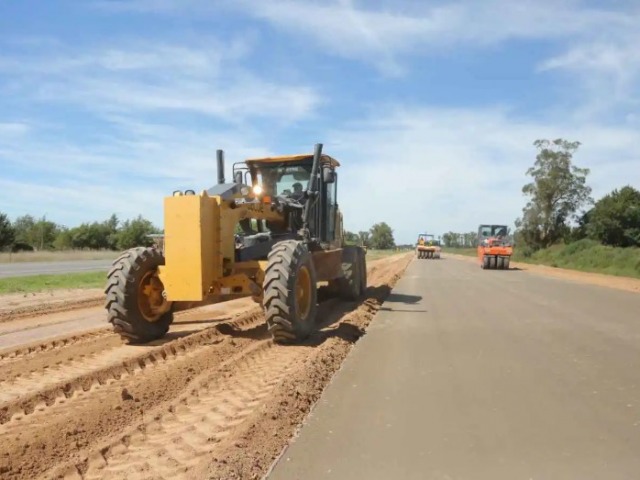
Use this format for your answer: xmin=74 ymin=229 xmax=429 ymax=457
xmin=477 ymin=224 xmax=513 ymax=269
xmin=105 ymin=144 xmax=367 ymax=344
xmin=416 ymin=233 xmax=441 ymax=259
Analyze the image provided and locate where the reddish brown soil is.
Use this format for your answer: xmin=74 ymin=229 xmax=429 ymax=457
xmin=0 ymin=253 xmax=412 ymax=480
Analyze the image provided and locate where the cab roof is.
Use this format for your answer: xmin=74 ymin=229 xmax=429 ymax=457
xmin=244 ymin=153 xmax=340 ymax=167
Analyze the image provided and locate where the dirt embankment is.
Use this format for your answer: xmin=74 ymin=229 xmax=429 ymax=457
xmin=0 ymin=253 xmax=412 ymax=480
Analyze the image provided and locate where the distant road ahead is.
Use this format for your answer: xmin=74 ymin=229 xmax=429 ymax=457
xmin=267 ymin=255 xmax=640 ymax=480
xmin=0 ymin=260 xmax=113 ymax=278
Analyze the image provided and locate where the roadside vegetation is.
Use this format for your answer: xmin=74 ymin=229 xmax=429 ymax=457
xmin=0 ymin=271 xmax=106 ymax=294
xmin=441 ymin=138 xmax=640 ymax=279
xmin=0 ymin=210 xmax=403 ymax=262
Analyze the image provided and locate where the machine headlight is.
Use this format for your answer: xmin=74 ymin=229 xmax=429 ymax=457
xmin=253 ymin=184 xmax=263 ymax=195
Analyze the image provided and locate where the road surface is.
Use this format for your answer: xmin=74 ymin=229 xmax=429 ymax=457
xmin=0 ymin=260 xmax=112 ymax=278
xmin=267 ymin=256 xmax=640 ymax=479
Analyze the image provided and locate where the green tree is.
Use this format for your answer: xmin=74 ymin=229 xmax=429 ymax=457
xmin=516 ymin=138 xmax=592 ymax=250
xmin=585 ymin=185 xmax=640 ymax=247
xmin=343 ymin=230 xmax=359 ymax=245
xmin=115 ymin=215 xmax=160 ymax=250
xmin=13 ymin=214 xmax=59 ymax=250
xmin=13 ymin=214 xmax=36 ymax=246
xmin=0 ymin=212 xmax=15 ymax=250
xmin=33 ymin=217 xmax=59 ymax=250
xmin=369 ymin=222 xmax=395 ymax=249
xmin=53 ymin=227 xmax=74 ymax=250
xmin=358 ymin=231 xmax=370 ymax=248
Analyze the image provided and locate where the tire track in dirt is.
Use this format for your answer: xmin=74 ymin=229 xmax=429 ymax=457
xmin=67 ymin=342 xmax=306 ymax=480
xmin=0 ymin=309 xmax=263 ymax=426
xmin=0 ymin=312 xmax=269 ymax=480
xmin=0 ymin=330 xmax=113 ymax=364
xmin=0 ymin=253 xmax=413 ymax=480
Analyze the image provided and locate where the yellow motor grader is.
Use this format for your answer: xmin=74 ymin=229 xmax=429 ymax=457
xmin=105 ymin=144 xmax=366 ymax=344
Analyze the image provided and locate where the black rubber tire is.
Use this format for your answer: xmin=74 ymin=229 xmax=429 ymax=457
xmin=358 ymin=248 xmax=367 ymax=296
xmin=482 ymin=255 xmax=490 ymax=269
xmin=497 ymin=256 xmax=505 ymax=269
xmin=489 ymin=256 xmax=497 ymax=269
xmin=336 ymin=246 xmax=362 ymax=300
xmin=104 ymin=247 xmax=173 ymax=343
xmin=504 ymin=257 xmax=511 ymax=270
xmin=263 ymin=240 xmax=318 ymax=343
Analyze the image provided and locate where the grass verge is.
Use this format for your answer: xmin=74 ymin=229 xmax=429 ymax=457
xmin=445 ymin=240 xmax=640 ymax=279
xmin=0 ymin=271 xmax=106 ymax=294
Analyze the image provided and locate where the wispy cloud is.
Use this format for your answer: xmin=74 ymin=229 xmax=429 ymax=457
xmin=537 ymin=27 xmax=640 ymax=118
xmin=0 ymin=36 xmax=320 ymax=123
xmin=327 ymin=105 xmax=640 ymax=242
xmin=91 ymin=0 xmax=633 ymax=76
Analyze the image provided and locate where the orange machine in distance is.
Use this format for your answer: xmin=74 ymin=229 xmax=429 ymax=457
xmin=477 ymin=224 xmax=513 ymax=269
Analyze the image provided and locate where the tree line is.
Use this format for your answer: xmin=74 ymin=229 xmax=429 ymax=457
xmin=0 ymin=213 xmax=401 ymax=252
xmin=344 ymin=222 xmax=397 ymax=250
xmin=515 ymin=138 xmax=639 ymax=254
xmin=0 ymin=213 xmax=160 ymax=252
xmin=443 ymin=138 xmax=639 ymax=254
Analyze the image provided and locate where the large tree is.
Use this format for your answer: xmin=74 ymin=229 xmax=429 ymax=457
xmin=343 ymin=230 xmax=360 ymax=245
xmin=358 ymin=230 xmax=370 ymax=248
xmin=115 ymin=215 xmax=160 ymax=250
xmin=13 ymin=214 xmax=59 ymax=250
xmin=369 ymin=222 xmax=395 ymax=249
xmin=515 ymin=138 xmax=592 ymax=250
xmin=0 ymin=212 xmax=15 ymax=250
xmin=585 ymin=185 xmax=640 ymax=247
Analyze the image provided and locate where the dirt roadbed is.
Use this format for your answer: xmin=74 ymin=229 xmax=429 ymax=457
xmin=0 ymin=252 xmax=412 ymax=480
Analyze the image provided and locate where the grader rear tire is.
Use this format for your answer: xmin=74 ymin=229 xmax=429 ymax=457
xmin=264 ymin=240 xmax=318 ymax=343
xmin=358 ymin=248 xmax=367 ymax=296
xmin=104 ymin=247 xmax=173 ymax=343
xmin=336 ymin=246 xmax=363 ymax=300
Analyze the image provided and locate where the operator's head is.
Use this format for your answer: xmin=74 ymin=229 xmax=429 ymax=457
xmin=292 ymin=182 xmax=303 ymax=193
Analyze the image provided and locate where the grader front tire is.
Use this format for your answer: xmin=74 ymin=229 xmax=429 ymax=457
xmin=104 ymin=247 xmax=173 ymax=343
xmin=264 ymin=240 xmax=318 ymax=344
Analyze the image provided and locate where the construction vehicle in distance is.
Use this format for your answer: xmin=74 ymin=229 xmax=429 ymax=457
xmin=105 ymin=143 xmax=367 ymax=344
xmin=477 ymin=224 xmax=513 ymax=269
xmin=416 ymin=233 xmax=441 ymax=259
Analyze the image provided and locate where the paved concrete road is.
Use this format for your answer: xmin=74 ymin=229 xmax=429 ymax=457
xmin=267 ymin=256 xmax=640 ymax=480
xmin=0 ymin=260 xmax=112 ymax=278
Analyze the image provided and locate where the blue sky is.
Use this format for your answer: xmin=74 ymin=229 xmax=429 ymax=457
xmin=1 ymin=0 xmax=639 ymax=244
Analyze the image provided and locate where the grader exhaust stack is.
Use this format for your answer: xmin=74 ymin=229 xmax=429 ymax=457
xmin=216 ymin=149 xmax=225 ymax=185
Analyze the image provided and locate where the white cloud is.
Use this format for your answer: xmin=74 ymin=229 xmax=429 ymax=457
xmin=328 ymin=105 xmax=640 ymax=243
xmin=0 ymin=122 xmax=30 ymax=136
xmin=91 ymin=0 xmax=633 ymax=76
xmin=0 ymin=37 xmax=319 ymax=123
xmin=537 ymin=30 xmax=640 ymax=117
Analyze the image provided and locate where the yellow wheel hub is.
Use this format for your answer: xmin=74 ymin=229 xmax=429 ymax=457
xmin=296 ymin=266 xmax=312 ymax=321
xmin=138 ymin=270 xmax=169 ymax=322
